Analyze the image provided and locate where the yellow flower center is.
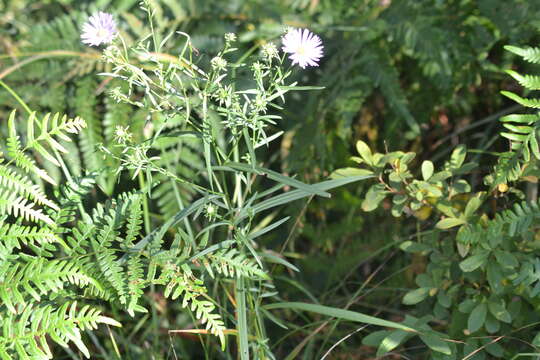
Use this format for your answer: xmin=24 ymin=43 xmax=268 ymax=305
xmin=96 ymin=28 xmax=107 ymax=39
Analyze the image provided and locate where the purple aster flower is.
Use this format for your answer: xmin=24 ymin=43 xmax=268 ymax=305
xmin=81 ymin=12 xmax=118 ymax=47
xmin=281 ymin=28 xmax=323 ymax=69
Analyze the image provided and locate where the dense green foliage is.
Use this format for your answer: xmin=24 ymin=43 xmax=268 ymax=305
xmin=3 ymin=0 xmax=540 ymax=359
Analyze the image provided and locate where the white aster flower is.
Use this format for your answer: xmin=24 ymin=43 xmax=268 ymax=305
xmin=81 ymin=12 xmax=118 ymax=47
xmin=281 ymin=28 xmax=323 ymax=69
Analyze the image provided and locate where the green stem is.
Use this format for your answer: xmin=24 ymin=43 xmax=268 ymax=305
xmin=0 ymin=80 xmax=32 ymax=114
xmin=137 ymin=173 xmax=152 ymax=236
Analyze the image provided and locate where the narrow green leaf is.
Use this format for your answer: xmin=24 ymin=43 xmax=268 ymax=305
xmin=263 ymin=302 xmax=416 ymax=332
xmin=246 ymin=175 xmax=373 ymax=219
xmin=221 ymin=162 xmax=330 ymax=197
xmin=502 ymin=122 xmax=533 ymax=133
xmin=187 ymin=240 xmax=235 ymax=263
xmin=236 ymin=277 xmax=250 ymax=360
xmin=242 ymin=128 xmax=257 ymax=170
xmin=501 ymin=132 xmax=528 ymax=142
xmin=331 ymin=167 xmax=373 ymax=178
xmin=501 ymin=91 xmax=540 ymax=109
xmin=260 ymin=252 xmax=299 ymax=272
xmin=249 ymin=217 xmax=290 ymax=239
xmin=27 ymin=111 xmax=36 ymax=144
xmin=277 ymin=85 xmax=325 ymax=91
xmin=500 ymin=113 xmax=538 ymax=123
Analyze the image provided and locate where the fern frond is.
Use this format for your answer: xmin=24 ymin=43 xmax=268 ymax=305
xmin=0 ymin=301 xmax=120 ymax=359
xmin=505 ymin=45 xmax=540 ymax=64
xmin=0 ymin=258 xmax=98 ymax=313
xmin=506 ymin=70 xmax=540 ymax=90
xmin=90 ymin=205 xmax=127 ymax=302
xmin=91 ymin=241 xmax=128 ymax=304
xmin=27 ymin=112 xmax=86 ymax=148
xmin=0 ymin=164 xmax=59 ymax=211
xmin=84 ymin=193 xmax=147 ymax=305
xmin=124 ymin=194 xmax=143 ymax=248
xmin=501 ymin=91 xmax=540 ymax=109
xmin=0 ymin=223 xmax=61 ymax=248
xmin=163 ymin=273 xmax=226 ymax=347
xmin=54 ymin=174 xmax=96 ymax=225
xmin=499 ymin=45 xmax=540 ymax=170
xmin=25 ymin=111 xmax=86 ymax=167
xmin=63 ymin=193 xmax=148 ymax=304
xmin=0 ymin=190 xmax=54 ymax=226
xmin=6 ymin=112 xmax=55 ymax=185
xmin=126 ymin=254 xmax=147 ymax=317
xmin=65 ymin=221 xmax=95 ymax=256
xmin=491 ymin=152 xmax=522 ymax=186
xmin=5 ymin=110 xmax=86 ymax=186
xmin=74 ymin=77 xmax=104 ymax=177
xmin=207 ymin=249 xmax=269 ymax=280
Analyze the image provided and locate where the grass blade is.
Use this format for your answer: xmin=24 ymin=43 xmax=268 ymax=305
xmin=263 ymin=302 xmax=417 ymax=332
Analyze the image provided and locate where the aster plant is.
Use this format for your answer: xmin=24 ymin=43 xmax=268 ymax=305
xmin=0 ymin=2 xmax=390 ymax=359
xmin=75 ymin=4 xmax=396 ymax=358
xmin=80 ymin=12 xmax=117 ymax=46
xmin=77 ymin=10 xmax=372 ymax=359
xmin=282 ymin=28 xmax=324 ymax=69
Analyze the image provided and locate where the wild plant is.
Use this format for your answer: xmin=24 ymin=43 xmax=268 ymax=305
xmin=0 ymin=3 xmax=378 ymax=359
xmin=334 ymin=42 xmax=540 ymax=358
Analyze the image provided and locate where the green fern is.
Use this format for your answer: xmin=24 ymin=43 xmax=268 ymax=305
xmin=205 ymin=248 xmax=269 ymax=280
xmin=0 ymin=301 xmax=120 ymax=359
xmin=0 ymin=190 xmax=55 ymax=226
xmin=0 ymin=258 xmax=96 ymax=313
xmin=496 ymin=44 xmax=540 ymax=185
xmin=0 ymin=164 xmax=58 ymax=210
xmin=0 ymin=223 xmax=61 ymax=248
xmin=505 ymin=45 xmax=540 ymax=64
xmin=161 ymin=269 xmax=226 ymax=347
xmin=1 ymin=110 xmax=86 ymax=224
